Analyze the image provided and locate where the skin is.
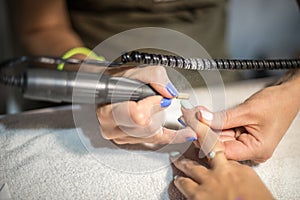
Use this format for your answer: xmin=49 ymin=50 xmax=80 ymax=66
xmin=171 ymin=107 xmax=274 ymax=200
xmin=17 ymin=0 xmax=83 ymax=56
xmin=96 ymin=66 xmax=197 ymax=144
xmin=196 ymin=70 xmax=300 ymax=163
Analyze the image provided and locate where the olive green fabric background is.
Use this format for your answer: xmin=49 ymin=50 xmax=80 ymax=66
xmin=67 ymin=0 xmax=239 ymax=86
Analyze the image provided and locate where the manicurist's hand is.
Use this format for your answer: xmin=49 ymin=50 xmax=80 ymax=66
xmin=171 ymin=106 xmax=274 ymax=200
xmin=96 ymin=66 xmax=197 ymax=144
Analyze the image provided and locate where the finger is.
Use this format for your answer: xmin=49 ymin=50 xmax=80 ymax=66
xmin=173 ymin=176 xmax=200 ymax=199
xmin=180 ymin=105 xmax=227 ymax=168
xmin=112 ymin=95 xmax=170 ymax=127
xmin=207 ymin=148 xmax=227 ymax=169
xmin=113 ymin=127 xmax=197 ymax=144
xmin=100 ymin=127 xmax=129 ymax=140
xmin=123 ymin=66 xmax=178 ymax=98
xmin=223 ymin=134 xmax=260 ymax=161
xmin=172 ymin=157 xmax=209 ymax=184
xmin=196 ymin=104 xmax=250 ymax=130
xmin=97 ymin=103 xmax=164 ymax=140
xmin=181 ymin=106 xmax=221 ymax=154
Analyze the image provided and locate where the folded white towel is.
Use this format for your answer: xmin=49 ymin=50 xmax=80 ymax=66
xmin=0 ymin=79 xmax=299 ymax=199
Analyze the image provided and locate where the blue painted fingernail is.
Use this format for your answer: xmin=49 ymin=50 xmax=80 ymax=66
xmin=177 ymin=117 xmax=187 ymax=127
xmin=186 ymin=137 xmax=197 ymax=142
xmin=166 ymin=82 xmax=178 ymax=97
xmin=161 ymin=98 xmax=172 ymax=108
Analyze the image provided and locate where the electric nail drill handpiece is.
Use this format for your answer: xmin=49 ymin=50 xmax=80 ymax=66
xmin=1 ymin=69 xmax=188 ymax=105
xmin=23 ymin=69 xmax=159 ymax=104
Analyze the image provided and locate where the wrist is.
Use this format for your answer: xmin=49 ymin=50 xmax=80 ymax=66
xmin=280 ymin=72 xmax=300 ymax=111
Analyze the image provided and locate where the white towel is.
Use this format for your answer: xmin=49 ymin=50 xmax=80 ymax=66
xmin=1 ymin=78 xmax=299 ymax=199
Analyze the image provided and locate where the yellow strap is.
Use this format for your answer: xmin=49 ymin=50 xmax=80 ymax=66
xmin=57 ymin=47 xmax=105 ymax=70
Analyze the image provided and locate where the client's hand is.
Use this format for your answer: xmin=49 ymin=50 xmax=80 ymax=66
xmin=96 ymin=66 xmax=196 ymax=144
xmin=196 ymin=78 xmax=300 ymax=163
xmin=171 ymin=106 xmax=274 ymax=200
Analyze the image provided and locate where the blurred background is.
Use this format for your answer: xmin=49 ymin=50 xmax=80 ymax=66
xmin=1 ymin=0 xmax=300 ymax=114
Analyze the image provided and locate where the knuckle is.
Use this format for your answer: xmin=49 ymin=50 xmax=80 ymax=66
xmin=258 ymin=147 xmax=273 ymax=163
xmin=130 ymin=110 xmax=149 ymax=126
xmin=112 ymin=139 xmax=125 ymax=145
xmin=223 ymin=110 xmax=231 ymax=127
xmin=150 ymin=131 xmax=169 ymax=144
xmin=129 ymin=104 xmax=152 ymax=127
xmin=149 ymin=66 xmax=167 ymax=80
xmin=181 ymin=160 xmax=196 ymax=172
xmin=240 ymin=164 xmax=252 ymax=171
xmin=96 ymin=106 xmax=112 ymax=122
xmin=177 ymin=177 xmax=188 ymax=186
xmin=101 ymin=132 xmax=113 ymax=140
xmin=190 ymin=193 xmax=201 ymax=200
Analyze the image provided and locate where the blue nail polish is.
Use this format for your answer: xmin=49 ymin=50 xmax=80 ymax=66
xmin=166 ymin=82 xmax=178 ymax=97
xmin=161 ymin=98 xmax=172 ymax=108
xmin=177 ymin=118 xmax=187 ymax=127
xmin=186 ymin=137 xmax=197 ymax=142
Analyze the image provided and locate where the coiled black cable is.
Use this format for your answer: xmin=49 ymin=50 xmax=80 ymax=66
xmin=121 ymin=51 xmax=300 ymax=70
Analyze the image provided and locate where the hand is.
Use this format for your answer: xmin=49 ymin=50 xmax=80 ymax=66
xmin=96 ymin=65 xmax=196 ymax=144
xmin=196 ymin=79 xmax=300 ymax=163
xmin=171 ymin=107 xmax=273 ymax=200
xmin=171 ymin=154 xmax=273 ymax=200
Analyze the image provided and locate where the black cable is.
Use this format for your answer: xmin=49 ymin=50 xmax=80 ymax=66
xmin=1 ymin=54 xmax=299 ymax=74
xmin=1 ymin=52 xmax=300 ymax=87
xmin=1 ymin=53 xmax=299 ymax=104
xmin=121 ymin=51 xmax=300 ymax=70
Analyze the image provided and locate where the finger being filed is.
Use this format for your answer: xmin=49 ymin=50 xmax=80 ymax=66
xmin=182 ymin=108 xmax=227 ymax=167
xmin=173 ymin=157 xmax=208 ymax=184
xmin=196 ymin=106 xmax=214 ymax=125
xmin=182 ymin=108 xmax=221 ymax=153
xmin=174 ymin=176 xmax=200 ymax=199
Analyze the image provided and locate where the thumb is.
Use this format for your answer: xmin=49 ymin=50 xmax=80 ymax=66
xmin=197 ymin=104 xmax=249 ymax=130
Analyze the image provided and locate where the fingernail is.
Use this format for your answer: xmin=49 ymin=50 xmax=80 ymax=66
xmin=177 ymin=117 xmax=187 ymax=127
xmin=161 ymin=98 xmax=172 ymax=108
xmin=166 ymin=82 xmax=178 ymax=97
xmin=199 ymin=110 xmax=213 ymax=121
xmin=180 ymin=100 xmax=193 ymax=109
xmin=186 ymin=137 xmax=197 ymax=142
xmin=169 ymin=151 xmax=181 ymax=157
xmin=174 ymin=175 xmax=179 ymax=180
